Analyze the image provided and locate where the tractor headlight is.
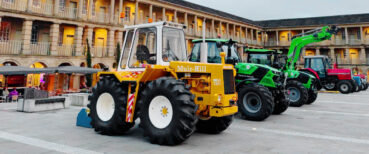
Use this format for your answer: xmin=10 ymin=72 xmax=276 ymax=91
xmin=218 ymin=95 xmax=222 ymax=102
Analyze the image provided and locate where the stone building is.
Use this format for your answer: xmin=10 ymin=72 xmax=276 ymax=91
xmin=0 ymin=0 xmax=368 ymax=75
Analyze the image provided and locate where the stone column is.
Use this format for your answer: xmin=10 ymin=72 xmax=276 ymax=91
xmin=119 ymin=0 xmax=123 ymax=24
xmin=149 ymin=4 xmax=153 ymax=20
xmin=360 ymin=26 xmax=364 ymax=44
xmin=110 ymin=0 xmax=115 ymax=24
xmin=239 ymin=27 xmax=242 ymax=41
xmin=345 ymin=48 xmax=350 ymax=64
xmin=184 ymin=13 xmax=188 ymax=27
xmin=245 ymin=28 xmax=248 ymax=42
xmin=276 ymin=30 xmax=279 ymax=45
xmin=288 ymin=30 xmax=292 ymax=41
xmin=360 ymin=48 xmax=366 ymax=64
xmin=134 ymin=1 xmax=138 ymax=24
xmin=232 ymin=25 xmax=236 ymax=40
xmin=316 ymin=48 xmax=320 ymax=55
xmin=88 ymin=0 xmax=93 ymax=20
xmin=251 ymin=29 xmax=254 ymax=44
xmin=116 ymin=31 xmax=124 ymax=47
xmin=107 ymin=29 xmax=115 ymax=57
xmin=226 ymin=23 xmax=229 ymax=39
xmin=301 ymin=48 xmax=306 ymax=63
xmin=74 ymin=26 xmax=84 ymax=56
xmin=345 ymin=27 xmax=349 ymax=44
xmin=210 ymin=19 xmax=216 ymax=38
xmin=50 ymin=23 xmax=60 ymax=56
xmin=194 ymin=15 xmax=198 ymax=36
xmin=27 ymin=0 xmax=32 ymax=12
xmin=78 ymin=0 xmax=84 ymax=19
xmin=330 ymin=48 xmax=335 ymax=63
xmin=219 ymin=21 xmax=222 ymax=38
xmin=256 ymin=31 xmax=259 ymax=44
xmin=162 ymin=8 xmax=166 ymax=21
xmin=21 ymin=20 xmax=33 ymax=55
xmin=174 ymin=10 xmax=178 ymax=23
xmin=86 ymin=27 xmax=94 ymax=47
xmin=261 ymin=31 xmax=265 ymax=44
xmin=54 ymin=0 xmax=60 ymax=15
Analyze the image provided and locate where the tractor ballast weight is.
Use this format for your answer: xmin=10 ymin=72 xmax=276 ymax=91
xmin=88 ymin=22 xmax=238 ymax=145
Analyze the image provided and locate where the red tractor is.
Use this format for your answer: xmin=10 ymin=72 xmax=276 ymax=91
xmin=302 ymin=55 xmax=355 ymax=94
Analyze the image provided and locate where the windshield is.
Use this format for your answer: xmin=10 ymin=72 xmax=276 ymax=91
xmin=162 ymin=27 xmax=187 ymax=62
xmin=189 ymin=42 xmax=240 ymax=63
xmin=248 ymin=53 xmax=272 ymax=66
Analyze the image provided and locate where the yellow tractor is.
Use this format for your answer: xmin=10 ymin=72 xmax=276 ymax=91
xmin=88 ymin=22 xmax=238 ymax=145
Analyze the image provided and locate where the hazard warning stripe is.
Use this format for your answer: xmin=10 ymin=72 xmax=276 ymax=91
xmin=126 ymin=94 xmax=135 ymax=122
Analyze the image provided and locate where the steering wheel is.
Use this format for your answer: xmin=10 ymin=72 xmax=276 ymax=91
xmin=163 ymin=49 xmax=179 ymax=61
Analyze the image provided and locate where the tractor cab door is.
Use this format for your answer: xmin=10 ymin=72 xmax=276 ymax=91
xmin=305 ymin=58 xmax=327 ymax=78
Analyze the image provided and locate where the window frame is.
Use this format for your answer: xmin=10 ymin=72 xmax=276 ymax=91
xmin=127 ymin=27 xmax=158 ymax=70
xmin=161 ymin=26 xmax=187 ymax=64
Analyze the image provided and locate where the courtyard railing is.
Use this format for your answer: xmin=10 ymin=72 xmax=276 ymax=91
xmin=0 ymin=0 xmax=27 ymax=11
xmin=30 ymin=42 xmax=50 ymax=56
xmin=0 ymin=40 xmax=22 ymax=55
xmin=57 ymin=44 xmax=76 ymax=56
xmin=91 ymin=46 xmax=108 ymax=58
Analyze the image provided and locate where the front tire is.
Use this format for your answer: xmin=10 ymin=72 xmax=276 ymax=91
xmin=323 ymin=83 xmax=336 ymax=91
xmin=286 ymin=80 xmax=308 ymax=107
xmin=237 ymin=83 xmax=274 ymax=121
xmin=306 ymin=87 xmax=318 ymax=104
xmin=88 ymin=77 xmax=135 ymax=135
xmin=196 ymin=115 xmax=233 ymax=134
xmin=139 ymin=77 xmax=196 ymax=145
xmin=273 ymin=95 xmax=289 ymax=114
xmin=337 ymin=80 xmax=353 ymax=94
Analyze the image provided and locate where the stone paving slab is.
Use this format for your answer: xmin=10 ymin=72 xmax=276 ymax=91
xmin=0 ymin=91 xmax=369 ymax=154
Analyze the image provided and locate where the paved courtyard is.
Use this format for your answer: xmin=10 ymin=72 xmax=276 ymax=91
xmin=0 ymin=91 xmax=369 ymax=154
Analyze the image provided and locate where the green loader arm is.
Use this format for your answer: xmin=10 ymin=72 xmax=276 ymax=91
xmin=286 ymin=26 xmax=339 ymax=70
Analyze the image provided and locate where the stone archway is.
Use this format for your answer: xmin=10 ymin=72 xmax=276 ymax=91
xmin=59 ymin=62 xmax=73 ymax=67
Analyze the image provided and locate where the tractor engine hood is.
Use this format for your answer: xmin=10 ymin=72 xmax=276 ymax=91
xmin=327 ymin=68 xmax=352 ymax=80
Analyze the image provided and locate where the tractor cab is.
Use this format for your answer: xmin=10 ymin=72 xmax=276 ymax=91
xmin=244 ymin=49 xmax=285 ymax=69
xmin=119 ymin=22 xmax=187 ymax=71
xmin=304 ymin=56 xmax=331 ymax=78
xmin=189 ymin=39 xmax=241 ymax=65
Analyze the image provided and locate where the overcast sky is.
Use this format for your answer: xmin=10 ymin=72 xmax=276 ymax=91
xmin=185 ymin=0 xmax=369 ymax=21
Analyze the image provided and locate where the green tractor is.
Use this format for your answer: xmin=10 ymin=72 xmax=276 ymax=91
xmin=244 ymin=49 xmax=317 ymax=107
xmin=189 ymin=39 xmax=289 ymax=121
xmin=245 ymin=26 xmax=340 ymax=107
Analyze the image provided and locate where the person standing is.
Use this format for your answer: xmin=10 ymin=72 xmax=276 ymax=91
xmin=8 ymin=88 xmax=18 ymax=102
xmin=2 ymin=87 xmax=9 ymax=102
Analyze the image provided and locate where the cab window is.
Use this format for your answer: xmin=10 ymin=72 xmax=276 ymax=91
xmin=128 ymin=28 xmax=157 ymax=68
xmin=120 ymin=30 xmax=133 ymax=69
xmin=310 ymin=58 xmax=326 ymax=77
xmin=248 ymin=53 xmax=272 ymax=66
xmin=162 ymin=27 xmax=186 ymax=62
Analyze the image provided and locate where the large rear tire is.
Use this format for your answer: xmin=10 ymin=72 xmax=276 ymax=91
xmin=196 ymin=115 xmax=233 ymax=134
xmin=286 ymin=80 xmax=308 ymax=107
xmin=237 ymin=83 xmax=274 ymax=121
xmin=88 ymin=77 xmax=135 ymax=135
xmin=337 ymin=80 xmax=353 ymax=94
xmin=139 ymin=77 xmax=196 ymax=145
xmin=306 ymin=87 xmax=318 ymax=104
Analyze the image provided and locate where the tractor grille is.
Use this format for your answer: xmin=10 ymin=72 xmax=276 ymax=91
xmin=223 ymin=69 xmax=235 ymax=94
